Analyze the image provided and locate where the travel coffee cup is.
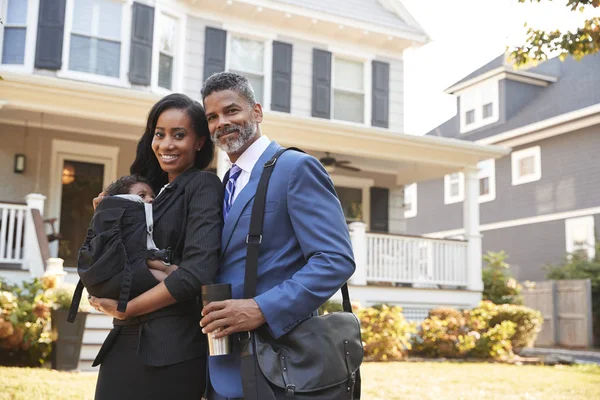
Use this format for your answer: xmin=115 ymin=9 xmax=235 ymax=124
xmin=201 ymin=283 xmax=232 ymax=356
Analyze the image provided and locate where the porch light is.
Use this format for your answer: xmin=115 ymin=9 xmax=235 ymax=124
xmin=14 ymin=154 xmax=26 ymax=173
xmin=62 ymin=164 xmax=76 ymax=185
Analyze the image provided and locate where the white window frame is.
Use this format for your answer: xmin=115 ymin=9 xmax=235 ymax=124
xmin=444 ymin=172 xmax=464 ymax=205
xmin=478 ymin=159 xmax=496 ymax=203
xmin=0 ymin=0 xmax=39 ymax=73
xmin=329 ymin=174 xmax=374 ymax=229
xmin=459 ymin=78 xmax=500 ymax=133
xmin=58 ymin=0 xmax=130 ymax=87
xmin=565 ymin=216 xmax=595 ymax=260
xmin=331 ymin=54 xmax=371 ymax=126
xmin=511 ymin=146 xmax=542 ymax=186
xmin=151 ymin=6 xmax=185 ymax=94
xmin=224 ymin=28 xmax=272 ymax=109
xmin=404 ymin=183 xmax=417 ymax=218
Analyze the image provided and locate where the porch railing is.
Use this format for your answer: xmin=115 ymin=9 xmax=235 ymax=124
xmin=0 ymin=202 xmax=28 ymax=266
xmin=365 ymin=232 xmax=468 ymax=287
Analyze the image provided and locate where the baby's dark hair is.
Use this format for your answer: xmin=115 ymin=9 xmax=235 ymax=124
xmin=104 ymin=175 xmax=151 ymax=196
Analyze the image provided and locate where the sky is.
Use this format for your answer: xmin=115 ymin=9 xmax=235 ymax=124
xmin=400 ymin=0 xmax=599 ymax=135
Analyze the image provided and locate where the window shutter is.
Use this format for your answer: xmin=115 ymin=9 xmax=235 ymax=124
xmin=34 ymin=0 xmax=67 ymax=70
xmin=312 ymin=49 xmax=331 ymax=119
xmin=371 ymin=61 xmax=390 ymax=128
xmin=271 ymin=41 xmax=293 ymax=112
xmin=370 ymin=187 xmax=389 ymax=233
xmin=203 ymin=27 xmax=227 ymax=80
xmin=129 ymin=3 xmax=154 ymax=85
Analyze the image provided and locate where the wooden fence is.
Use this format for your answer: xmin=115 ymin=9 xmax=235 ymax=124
xmin=523 ymin=279 xmax=594 ymax=348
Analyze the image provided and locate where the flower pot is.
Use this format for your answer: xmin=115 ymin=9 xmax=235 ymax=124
xmin=51 ymin=309 xmax=88 ymax=371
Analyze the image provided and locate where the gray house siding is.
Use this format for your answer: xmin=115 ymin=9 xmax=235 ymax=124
xmin=386 ymin=57 xmax=404 ymax=133
xmin=282 ymin=36 xmax=314 ymax=118
xmin=502 ymin=79 xmax=544 ymax=123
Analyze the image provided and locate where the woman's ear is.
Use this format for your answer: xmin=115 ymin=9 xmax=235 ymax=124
xmin=196 ymin=136 xmax=207 ymax=151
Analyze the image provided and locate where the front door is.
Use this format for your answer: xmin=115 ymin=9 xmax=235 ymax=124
xmin=57 ymin=160 xmax=105 ymax=266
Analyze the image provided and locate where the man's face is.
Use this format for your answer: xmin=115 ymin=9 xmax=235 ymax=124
xmin=203 ymin=90 xmax=263 ymax=156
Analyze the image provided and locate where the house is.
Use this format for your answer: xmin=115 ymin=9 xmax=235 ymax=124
xmin=405 ymin=52 xmax=600 ymax=282
xmin=0 ymin=0 xmax=508 ymax=368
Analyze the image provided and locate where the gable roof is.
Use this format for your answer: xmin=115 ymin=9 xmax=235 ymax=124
xmin=427 ymin=53 xmax=600 ymax=141
xmin=272 ymin=0 xmax=425 ymax=34
xmin=446 ymin=54 xmax=507 ymax=90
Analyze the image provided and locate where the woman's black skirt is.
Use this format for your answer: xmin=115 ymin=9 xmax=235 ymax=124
xmin=94 ymin=325 xmax=206 ymax=400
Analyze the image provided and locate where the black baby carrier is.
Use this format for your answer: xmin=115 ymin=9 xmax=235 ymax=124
xmin=67 ymin=196 xmax=170 ymax=323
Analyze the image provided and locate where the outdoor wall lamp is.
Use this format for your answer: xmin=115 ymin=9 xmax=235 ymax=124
xmin=14 ymin=154 xmax=26 ymax=173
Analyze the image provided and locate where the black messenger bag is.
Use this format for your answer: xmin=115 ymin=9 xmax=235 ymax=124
xmin=239 ymin=147 xmax=363 ymax=400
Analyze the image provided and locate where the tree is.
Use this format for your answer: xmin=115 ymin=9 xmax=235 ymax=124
xmin=509 ymin=0 xmax=600 ymax=66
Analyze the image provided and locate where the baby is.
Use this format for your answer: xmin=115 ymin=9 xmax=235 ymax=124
xmin=103 ymin=175 xmax=177 ymax=281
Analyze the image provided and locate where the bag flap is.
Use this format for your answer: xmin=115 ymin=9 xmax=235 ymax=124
xmin=255 ymin=312 xmax=363 ymax=392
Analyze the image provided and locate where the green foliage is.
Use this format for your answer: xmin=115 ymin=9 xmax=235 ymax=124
xmin=545 ymin=242 xmax=600 ymax=346
xmin=411 ymin=301 xmax=543 ymax=361
xmin=357 ymin=305 xmax=416 ymax=361
xmin=318 ymin=300 xmax=344 ymax=315
xmin=510 ymin=1 xmax=600 ymax=66
xmin=482 ymin=251 xmax=523 ymax=305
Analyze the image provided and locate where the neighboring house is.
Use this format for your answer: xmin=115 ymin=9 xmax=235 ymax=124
xmin=0 ymin=0 xmax=508 ymax=368
xmin=406 ymin=52 xmax=600 ymax=282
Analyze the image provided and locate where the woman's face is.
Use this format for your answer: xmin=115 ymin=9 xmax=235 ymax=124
xmin=152 ymin=108 xmax=206 ymax=182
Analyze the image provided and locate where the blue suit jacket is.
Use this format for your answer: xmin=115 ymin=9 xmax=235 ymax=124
xmin=209 ymin=141 xmax=356 ymax=398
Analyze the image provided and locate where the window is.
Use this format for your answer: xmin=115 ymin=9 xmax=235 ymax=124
xmin=333 ymin=57 xmax=365 ymax=123
xmin=444 ymin=172 xmax=464 ymax=204
xmin=465 ymin=109 xmax=475 ymax=125
xmin=68 ymin=0 xmax=122 ymax=78
xmin=228 ymin=35 xmax=265 ymax=103
xmin=404 ymin=183 xmax=417 ymax=218
xmin=336 ymin=187 xmax=363 ymax=223
xmin=511 ymin=146 xmax=541 ymax=185
xmin=565 ymin=216 xmax=595 ymax=260
xmin=1 ymin=0 xmax=28 ymax=64
xmin=157 ymin=12 xmax=177 ymax=90
xmin=478 ymin=159 xmax=496 ymax=203
xmin=482 ymin=102 xmax=493 ymax=119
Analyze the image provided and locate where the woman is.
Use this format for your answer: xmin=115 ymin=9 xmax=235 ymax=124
xmin=90 ymin=93 xmax=223 ymax=400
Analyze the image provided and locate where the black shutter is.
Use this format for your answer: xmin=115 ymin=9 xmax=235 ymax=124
xmin=372 ymin=61 xmax=390 ymax=128
xmin=370 ymin=187 xmax=389 ymax=233
xmin=203 ymin=27 xmax=227 ymax=80
xmin=129 ymin=3 xmax=154 ymax=85
xmin=312 ymin=49 xmax=332 ymax=119
xmin=271 ymin=41 xmax=293 ymax=113
xmin=34 ymin=0 xmax=66 ymax=70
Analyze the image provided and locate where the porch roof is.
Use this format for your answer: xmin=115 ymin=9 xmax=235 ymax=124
xmin=0 ymin=72 xmax=510 ymax=185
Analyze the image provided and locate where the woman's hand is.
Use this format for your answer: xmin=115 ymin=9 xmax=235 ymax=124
xmin=88 ymin=296 xmax=127 ymax=320
xmin=92 ymin=191 xmax=107 ymax=210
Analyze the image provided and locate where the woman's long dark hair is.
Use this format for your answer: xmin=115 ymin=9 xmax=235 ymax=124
xmin=130 ymin=93 xmax=214 ymax=192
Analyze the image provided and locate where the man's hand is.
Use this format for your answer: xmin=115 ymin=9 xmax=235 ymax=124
xmin=92 ymin=191 xmax=107 ymax=210
xmin=89 ymin=296 xmax=127 ymax=320
xmin=200 ymin=299 xmax=266 ymax=339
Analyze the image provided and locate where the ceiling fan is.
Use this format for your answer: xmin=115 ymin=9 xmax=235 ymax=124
xmin=319 ymin=152 xmax=361 ymax=172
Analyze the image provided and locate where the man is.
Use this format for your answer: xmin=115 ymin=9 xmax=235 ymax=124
xmin=199 ymin=72 xmax=355 ymax=400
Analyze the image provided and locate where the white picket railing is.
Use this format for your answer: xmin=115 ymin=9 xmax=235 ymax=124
xmin=365 ymin=232 xmax=468 ymax=287
xmin=0 ymin=202 xmax=28 ymax=266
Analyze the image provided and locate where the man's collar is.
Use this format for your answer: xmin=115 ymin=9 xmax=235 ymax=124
xmin=234 ymin=135 xmax=271 ymax=173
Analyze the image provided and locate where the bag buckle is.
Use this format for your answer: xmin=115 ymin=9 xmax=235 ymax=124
xmin=264 ymin=158 xmax=277 ymax=168
xmin=246 ymin=235 xmax=262 ymax=244
xmin=285 ymin=384 xmax=296 ymax=396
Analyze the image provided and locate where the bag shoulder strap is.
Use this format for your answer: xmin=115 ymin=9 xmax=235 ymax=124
xmin=243 ymin=147 xmax=353 ymax=313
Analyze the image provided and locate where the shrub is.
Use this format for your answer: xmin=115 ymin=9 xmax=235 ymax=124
xmin=482 ymin=251 xmax=523 ymax=305
xmin=545 ymin=243 xmax=600 ymax=346
xmin=471 ymin=320 xmax=517 ymax=361
xmin=357 ymin=305 xmax=416 ymax=361
xmin=318 ymin=300 xmax=343 ymax=315
xmin=489 ymin=304 xmax=543 ymax=351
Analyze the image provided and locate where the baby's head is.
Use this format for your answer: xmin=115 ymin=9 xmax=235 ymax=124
xmin=104 ymin=175 xmax=155 ymax=203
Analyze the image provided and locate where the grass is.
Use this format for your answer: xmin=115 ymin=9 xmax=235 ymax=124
xmin=1 ymin=362 xmax=599 ymax=400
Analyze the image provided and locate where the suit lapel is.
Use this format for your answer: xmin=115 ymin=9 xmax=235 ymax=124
xmin=152 ymin=168 xmax=196 ymax=223
xmin=221 ymin=141 xmax=281 ymax=256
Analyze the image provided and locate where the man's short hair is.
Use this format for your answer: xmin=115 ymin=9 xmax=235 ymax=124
xmin=201 ymin=72 xmax=257 ymax=107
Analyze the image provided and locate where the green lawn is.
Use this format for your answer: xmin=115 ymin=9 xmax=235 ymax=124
xmin=1 ymin=362 xmax=599 ymax=400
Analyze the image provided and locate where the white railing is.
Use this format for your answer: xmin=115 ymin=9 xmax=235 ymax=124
xmin=365 ymin=232 xmax=468 ymax=287
xmin=0 ymin=202 xmax=28 ymax=266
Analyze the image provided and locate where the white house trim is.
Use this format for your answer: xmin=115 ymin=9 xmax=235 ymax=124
xmin=511 ymin=146 xmax=541 ymax=186
xmin=0 ymin=118 xmax=141 ymax=141
xmin=425 ymin=206 xmax=600 ymax=239
xmin=446 ymin=66 xmax=557 ymax=95
xmin=478 ymin=159 xmax=496 ymax=203
xmin=444 ymin=172 xmax=464 ymax=204
xmin=404 ymin=183 xmax=417 ymax=218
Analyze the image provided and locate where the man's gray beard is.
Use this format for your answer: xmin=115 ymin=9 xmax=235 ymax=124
xmin=212 ymin=121 xmax=256 ymax=154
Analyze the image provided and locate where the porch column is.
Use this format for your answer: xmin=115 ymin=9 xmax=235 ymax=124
xmin=463 ymin=167 xmax=483 ymax=292
xmin=349 ymin=222 xmax=367 ymax=286
xmin=216 ymin=149 xmax=230 ymax=180
xmin=24 ymin=193 xmax=46 ymax=277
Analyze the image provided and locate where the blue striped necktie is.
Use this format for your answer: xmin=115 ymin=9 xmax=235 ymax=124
xmin=223 ymin=164 xmax=242 ymax=220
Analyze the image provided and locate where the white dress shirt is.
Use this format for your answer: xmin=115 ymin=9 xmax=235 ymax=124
xmin=230 ymin=135 xmax=271 ymax=204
